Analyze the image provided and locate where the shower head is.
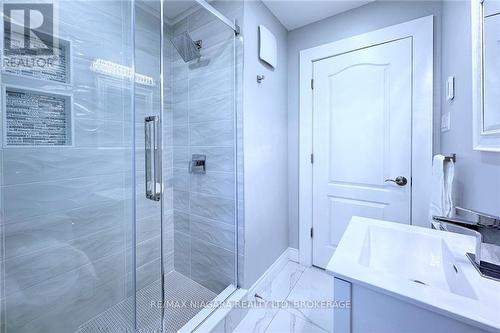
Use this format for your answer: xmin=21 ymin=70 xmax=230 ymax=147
xmin=171 ymin=32 xmax=201 ymax=63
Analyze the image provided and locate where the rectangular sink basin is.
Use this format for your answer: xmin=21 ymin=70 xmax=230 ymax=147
xmin=358 ymin=225 xmax=477 ymax=299
xmin=327 ymin=216 xmax=500 ymax=332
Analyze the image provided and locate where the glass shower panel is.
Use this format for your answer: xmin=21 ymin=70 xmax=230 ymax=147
xmin=0 ymin=1 xmax=136 ymax=332
xmin=134 ymin=1 xmax=164 ymax=331
xmin=163 ymin=1 xmax=241 ymax=330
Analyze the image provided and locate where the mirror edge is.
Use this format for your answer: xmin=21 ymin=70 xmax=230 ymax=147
xmin=471 ymin=0 xmax=500 ymax=152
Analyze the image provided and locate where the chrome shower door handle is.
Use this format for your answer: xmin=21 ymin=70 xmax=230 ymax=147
xmin=384 ymin=176 xmax=408 ymax=186
xmin=145 ymin=116 xmax=161 ymax=201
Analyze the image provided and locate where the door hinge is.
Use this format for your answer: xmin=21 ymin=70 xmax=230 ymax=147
xmin=310 ymin=227 xmax=314 ymax=238
xmin=310 ymin=153 xmax=314 ymax=164
xmin=310 ymin=79 xmax=314 ymax=89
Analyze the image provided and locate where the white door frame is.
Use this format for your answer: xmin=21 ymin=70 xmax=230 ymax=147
xmin=298 ymin=15 xmax=434 ymax=266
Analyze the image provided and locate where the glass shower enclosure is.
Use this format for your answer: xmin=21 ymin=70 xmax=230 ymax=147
xmin=0 ymin=0 xmax=242 ymax=331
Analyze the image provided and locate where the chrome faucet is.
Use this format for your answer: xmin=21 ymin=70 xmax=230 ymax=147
xmin=433 ymin=207 xmax=500 ymax=282
xmin=432 ymin=216 xmax=482 ymax=265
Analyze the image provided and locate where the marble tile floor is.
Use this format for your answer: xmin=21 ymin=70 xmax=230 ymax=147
xmin=77 ymin=270 xmax=216 ymax=333
xmin=233 ymin=261 xmax=334 ymax=333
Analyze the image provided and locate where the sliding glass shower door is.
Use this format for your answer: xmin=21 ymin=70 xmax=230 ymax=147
xmin=0 ymin=0 xmax=242 ymax=331
xmin=161 ymin=1 xmax=241 ymax=331
xmin=0 ymin=1 xmax=139 ymax=332
xmin=134 ymin=0 xmax=164 ymax=331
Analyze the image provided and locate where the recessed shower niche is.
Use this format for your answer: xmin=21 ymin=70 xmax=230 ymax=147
xmin=3 ymin=33 xmax=71 ymax=84
xmin=3 ymin=86 xmax=73 ymax=146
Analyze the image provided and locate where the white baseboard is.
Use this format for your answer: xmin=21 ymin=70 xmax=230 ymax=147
xmin=246 ymin=247 xmax=299 ymax=299
xmin=195 ymin=248 xmax=300 ymax=333
xmin=246 ymin=250 xmax=287 ymax=297
xmin=288 ymin=247 xmax=299 ymax=263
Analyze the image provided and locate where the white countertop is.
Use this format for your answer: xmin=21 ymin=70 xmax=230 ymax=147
xmin=326 ymin=217 xmax=500 ymax=333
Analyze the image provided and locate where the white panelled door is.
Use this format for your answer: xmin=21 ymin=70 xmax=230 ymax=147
xmin=312 ymin=38 xmax=413 ymax=268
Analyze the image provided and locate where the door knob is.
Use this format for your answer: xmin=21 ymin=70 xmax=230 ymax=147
xmin=385 ymin=176 xmax=408 ymax=186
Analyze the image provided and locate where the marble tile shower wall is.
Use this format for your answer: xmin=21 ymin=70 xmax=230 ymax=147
xmin=170 ymin=1 xmax=243 ymax=294
xmin=0 ymin=2 xmax=166 ymax=332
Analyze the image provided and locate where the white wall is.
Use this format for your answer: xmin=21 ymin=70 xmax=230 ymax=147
xmin=242 ymin=0 xmax=289 ymax=287
xmin=286 ymin=1 xmax=443 ymax=249
xmin=441 ymin=1 xmax=500 ymax=243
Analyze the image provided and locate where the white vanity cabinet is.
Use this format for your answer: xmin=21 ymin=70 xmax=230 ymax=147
xmin=332 ymin=277 xmax=491 ymax=333
xmin=327 ymin=217 xmax=500 ymax=333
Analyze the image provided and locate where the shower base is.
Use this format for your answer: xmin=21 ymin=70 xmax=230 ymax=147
xmin=77 ymin=271 xmax=216 ymax=333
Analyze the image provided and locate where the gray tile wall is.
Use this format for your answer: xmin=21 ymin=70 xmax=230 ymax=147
xmin=168 ymin=0 xmax=243 ymax=294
